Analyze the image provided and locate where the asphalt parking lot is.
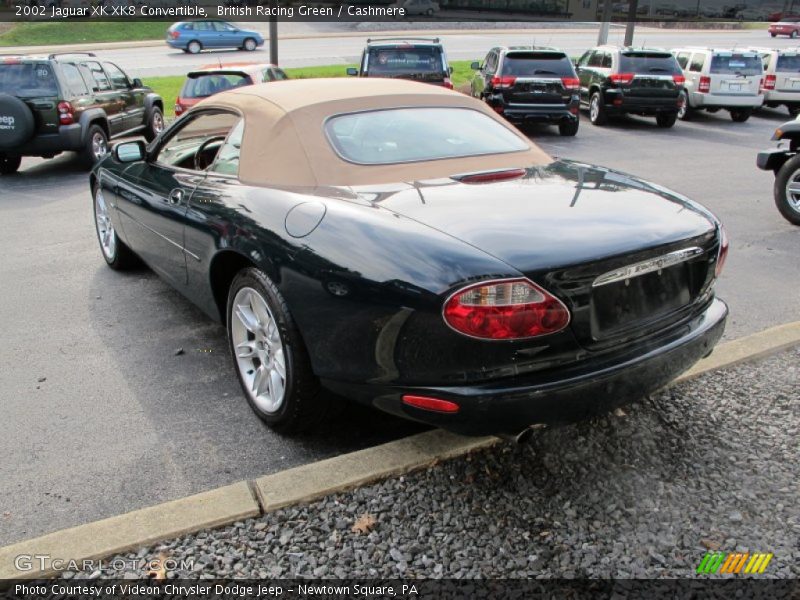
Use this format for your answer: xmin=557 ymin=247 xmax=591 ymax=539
xmin=1 ymin=103 xmax=798 ymax=547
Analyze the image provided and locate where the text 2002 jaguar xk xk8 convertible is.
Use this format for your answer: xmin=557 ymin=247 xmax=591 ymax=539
xmin=91 ymin=79 xmax=728 ymax=438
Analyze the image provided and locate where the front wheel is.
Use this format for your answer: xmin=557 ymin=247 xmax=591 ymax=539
xmin=558 ymin=119 xmax=579 ymax=136
xmin=774 ymin=155 xmax=800 ymax=225
xmin=0 ymin=155 xmax=21 ymax=175
xmin=227 ymin=267 xmax=327 ymax=433
xmin=143 ymin=107 xmax=164 ymax=142
xmin=730 ymin=108 xmax=752 ymax=122
xmin=589 ymin=91 xmax=608 ymax=126
xmin=656 ymin=112 xmax=678 ymax=128
xmin=243 ymin=37 xmax=257 ymax=51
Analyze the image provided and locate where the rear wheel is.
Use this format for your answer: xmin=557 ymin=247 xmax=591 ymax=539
xmin=93 ymin=184 xmax=138 ymax=269
xmin=788 ymin=104 xmax=800 ymax=117
xmin=792 ymin=30 xmax=798 ymax=38
xmin=656 ymin=112 xmax=678 ymax=128
xmin=81 ymin=124 xmax=108 ymax=168
xmin=558 ymin=119 xmax=579 ymax=136
xmin=144 ymin=107 xmax=164 ymax=142
xmin=677 ymin=90 xmax=692 ymax=120
xmin=589 ymin=91 xmax=608 ymax=126
xmin=187 ymin=40 xmax=202 ymax=54
xmin=730 ymin=108 xmax=752 ymax=122
xmin=227 ymin=267 xmax=327 ymax=433
xmin=243 ymin=38 xmax=257 ymax=51
xmin=0 ymin=155 xmax=21 ymax=175
xmin=771 ymin=32 xmax=777 ymax=37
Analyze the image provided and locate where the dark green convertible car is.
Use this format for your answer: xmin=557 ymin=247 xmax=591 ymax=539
xmin=91 ymin=78 xmax=727 ymax=439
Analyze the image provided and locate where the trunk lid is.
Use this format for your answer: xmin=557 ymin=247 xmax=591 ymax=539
xmin=499 ymin=51 xmax=576 ymax=105
xmin=370 ymin=160 xmax=720 ymax=349
xmin=617 ymin=51 xmax=682 ymax=100
xmin=0 ymin=61 xmax=60 ymax=135
xmin=709 ymin=52 xmax=762 ymax=96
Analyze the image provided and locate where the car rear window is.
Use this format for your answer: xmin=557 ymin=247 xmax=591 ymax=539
xmin=709 ymin=54 xmax=762 ymax=76
xmin=618 ymin=52 xmax=682 ymax=75
xmin=776 ymin=54 xmax=800 ymax=72
xmin=500 ymin=52 xmax=575 ymax=77
xmin=0 ymin=62 xmax=58 ymax=95
xmin=182 ymin=73 xmax=251 ymax=98
xmin=366 ymin=46 xmax=446 ymax=76
xmin=325 ymin=107 xmax=529 ymax=165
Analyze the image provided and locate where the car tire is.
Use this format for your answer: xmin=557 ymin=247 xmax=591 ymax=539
xmin=774 ymin=154 xmax=800 ymax=225
xmin=589 ymin=91 xmax=608 ymax=126
xmin=792 ymin=30 xmax=798 ymax=38
xmin=771 ymin=32 xmax=777 ymax=37
xmin=788 ymin=105 xmax=800 ymax=117
xmin=93 ymin=184 xmax=138 ymax=269
xmin=729 ymin=108 xmax=752 ymax=122
xmin=0 ymin=155 xmax=21 ymax=175
xmin=677 ymin=90 xmax=693 ymax=120
xmin=243 ymin=38 xmax=257 ymax=51
xmin=81 ymin=124 xmax=109 ymax=168
xmin=558 ymin=119 xmax=579 ymax=136
xmin=143 ymin=107 xmax=164 ymax=142
xmin=187 ymin=40 xmax=202 ymax=54
xmin=227 ymin=267 xmax=327 ymax=433
xmin=656 ymin=112 xmax=678 ymax=128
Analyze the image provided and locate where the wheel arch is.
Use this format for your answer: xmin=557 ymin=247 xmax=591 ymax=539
xmin=78 ymin=109 xmax=109 ymax=145
xmin=209 ymin=249 xmax=266 ymax=324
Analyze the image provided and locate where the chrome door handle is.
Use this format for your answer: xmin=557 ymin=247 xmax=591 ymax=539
xmin=168 ymin=189 xmax=184 ymax=205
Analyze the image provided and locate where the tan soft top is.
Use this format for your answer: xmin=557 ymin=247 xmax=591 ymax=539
xmin=198 ymin=78 xmax=552 ymax=187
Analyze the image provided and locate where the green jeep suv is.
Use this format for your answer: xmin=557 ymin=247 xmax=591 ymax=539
xmin=0 ymin=52 xmax=164 ymax=174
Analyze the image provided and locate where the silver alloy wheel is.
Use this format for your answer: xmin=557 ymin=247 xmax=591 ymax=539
xmin=188 ymin=41 xmax=201 ymax=54
xmin=677 ymin=91 xmax=688 ymax=118
xmin=231 ymin=286 xmax=287 ymax=414
xmin=589 ymin=95 xmax=600 ymax=122
xmin=152 ymin=111 xmax=164 ymax=135
xmin=784 ymin=168 xmax=800 ymax=213
xmin=244 ymin=38 xmax=256 ymax=51
xmin=94 ymin=187 xmax=116 ymax=260
xmin=91 ymin=131 xmax=108 ymax=161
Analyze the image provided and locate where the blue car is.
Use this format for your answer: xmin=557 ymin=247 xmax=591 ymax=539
xmin=166 ymin=21 xmax=264 ymax=54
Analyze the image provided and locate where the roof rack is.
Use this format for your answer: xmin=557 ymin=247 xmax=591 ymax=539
xmin=48 ymin=52 xmax=96 ymax=60
xmin=366 ymin=37 xmax=440 ymax=44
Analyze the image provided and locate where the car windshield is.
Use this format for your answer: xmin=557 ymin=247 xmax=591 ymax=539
xmin=325 ymin=107 xmax=529 ymax=165
xmin=776 ymin=54 xmax=800 ymax=72
xmin=618 ymin=52 xmax=681 ymax=74
xmin=0 ymin=62 xmax=58 ymax=95
xmin=182 ymin=73 xmax=251 ymax=98
xmin=709 ymin=54 xmax=762 ymax=76
xmin=366 ymin=46 xmax=445 ymax=76
xmin=501 ymin=52 xmax=575 ymax=77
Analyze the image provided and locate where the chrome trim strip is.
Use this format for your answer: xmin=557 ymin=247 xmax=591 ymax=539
xmin=592 ymin=246 xmax=704 ymax=288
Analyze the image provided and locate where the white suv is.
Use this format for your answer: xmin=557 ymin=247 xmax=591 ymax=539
xmin=750 ymin=47 xmax=800 ymax=116
xmin=673 ymin=48 xmax=764 ymax=122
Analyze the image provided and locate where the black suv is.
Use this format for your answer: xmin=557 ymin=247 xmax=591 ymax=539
xmin=575 ymin=46 xmax=684 ymax=128
xmin=470 ymin=46 xmax=580 ymax=136
xmin=0 ymin=52 xmax=164 ymax=174
xmin=346 ymin=37 xmax=453 ymax=88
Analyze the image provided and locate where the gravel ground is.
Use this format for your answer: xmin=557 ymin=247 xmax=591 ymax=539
xmin=65 ymin=348 xmax=799 ymax=580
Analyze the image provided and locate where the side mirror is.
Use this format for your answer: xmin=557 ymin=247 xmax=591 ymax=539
xmin=448 ymin=65 xmax=454 ymax=75
xmin=470 ymin=61 xmax=480 ymax=70
xmin=131 ymin=78 xmax=143 ymax=88
xmin=346 ymin=67 xmax=359 ymax=76
xmin=114 ymin=140 xmax=146 ymax=163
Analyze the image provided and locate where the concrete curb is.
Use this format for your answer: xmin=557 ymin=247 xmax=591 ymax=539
xmin=1 ymin=321 xmax=798 ymax=579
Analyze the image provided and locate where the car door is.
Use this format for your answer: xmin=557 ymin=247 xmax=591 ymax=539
xmin=213 ymin=21 xmax=240 ymax=49
xmin=82 ymin=60 xmax=126 ymax=136
xmin=474 ymin=50 xmax=496 ymax=98
xmin=575 ymin=50 xmax=594 ymax=103
xmin=114 ymin=111 xmax=241 ymax=287
xmin=102 ymin=62 xmax=139 ymax=132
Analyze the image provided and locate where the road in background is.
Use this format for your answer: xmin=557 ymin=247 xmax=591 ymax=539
xmin=76 ymin=29 xmax=790 ymax=77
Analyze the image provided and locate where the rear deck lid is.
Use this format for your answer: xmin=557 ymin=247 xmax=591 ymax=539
xmin=709 ymin=52 xmax=762 ymax=95
xmin=498 ymin=51 xmax=577 ymax=104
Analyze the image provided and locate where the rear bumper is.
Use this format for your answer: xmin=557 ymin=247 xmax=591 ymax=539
xmin=323 ymin=297 xmax=728 ymax=437
xmin=689 ymin=92 xmax=764 ymax=109
xmin=602 ymin=92 xmax=680 ymax=115
xmin=502 ymin=105 xmax=578 ymax=124
xmin=4 ymin=124 xmax=82 ymax=157
xmin=763 ymin=90 xmax=800 ymax=104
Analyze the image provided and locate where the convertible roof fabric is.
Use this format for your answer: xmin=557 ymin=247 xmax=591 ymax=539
xmin=198 ymin=78 xmax=552 ymax=187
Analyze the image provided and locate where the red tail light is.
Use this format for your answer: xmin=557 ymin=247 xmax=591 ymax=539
xmin=491 ymin=75 xmax=517 ymax=89
xmin=174 ymin=103 xmax=184 ymax=116
xmin=762 ymin=74 xmax=776 ymax=91
xmin=609 ymin=72 xmax=634 ymax=85
xmin=672 ymin=74 xmax=686 ymax=85
xmin=402 ymin=395 xmax=460 ymax=414
xmin=443 ymin=278 xmax=570 ymax=340
xmin=492 ymin=105 xmax=504 ymax=114
xmin=698 ymin=76 xmax=711 ymax=93
xmin=57 ymin=101 xmax=74 ymax=125
xmin=715 ymin=225 xmax=729 ymax=277
xmin=443 ymin=78 xmax=453 ymax=89
xmin=455 ymin=168 xmax=526 ymax=184
xmin=170 ymin=30 xmax=180 ymax=39
xmin=560 ymin=76 xmax=580 ymax=91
